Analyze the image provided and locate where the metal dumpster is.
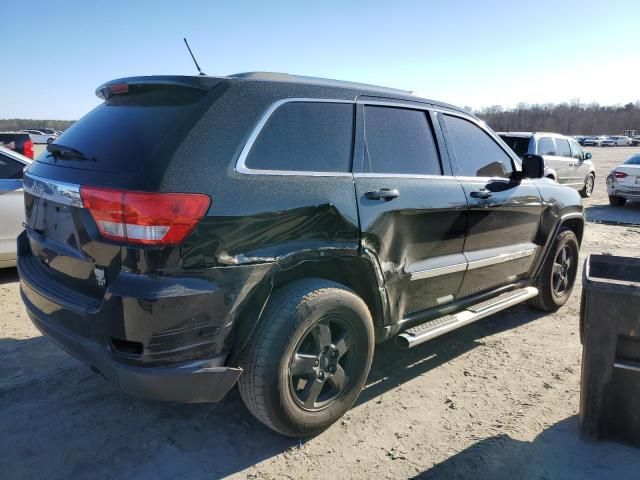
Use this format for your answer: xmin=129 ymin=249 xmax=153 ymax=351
xmin=580 ymin=254 xmax=640 ymax=445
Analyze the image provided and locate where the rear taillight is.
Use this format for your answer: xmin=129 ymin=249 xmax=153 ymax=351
xmin=79 ymin=187 xmax=210 ymax=245
xmin=614 ymin=171 xmax=628 ymax=179
xmin=23 ymin=139 xmax=34 ymax=159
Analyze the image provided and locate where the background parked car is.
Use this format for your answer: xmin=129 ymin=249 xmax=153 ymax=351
xmin=600 ymin=136 xmax=632 ymax=147
xmin=630 ymin=136 xmax=640 ymax=146
xmin=583 ymin=136 xmax=606 ymax=147
xmin=0 ymin=145 xmax=31 ymax=267
xmin=0 ymin=132 xmax=35 ymax=159
xmin=606 ymin=153 xmax=640 ymax=206
xmin=498 ymin=132 xmax=596 ymax=197
xmin=21 ymin=129 xmax=57 ymax=144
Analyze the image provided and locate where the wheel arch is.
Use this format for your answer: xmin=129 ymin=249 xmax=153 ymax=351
xmin=561 ymin=216 xmax=584 ymax=246
xmin=228 ymin=255 xmax=388 ymax=362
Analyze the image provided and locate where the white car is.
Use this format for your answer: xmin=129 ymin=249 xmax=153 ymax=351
xmin=21 ymin=129 xmax=57 ymax=144
xmin=0 ymin=146 xmax=31 ymax=267
xmin=600 ymin=136 xmax=632 ymax=147
xmin=607 ymin=153 xmax=640 ymax=206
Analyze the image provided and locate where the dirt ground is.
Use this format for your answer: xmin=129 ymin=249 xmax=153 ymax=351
xmin=2 ymin=147 xmax=640 ymax=479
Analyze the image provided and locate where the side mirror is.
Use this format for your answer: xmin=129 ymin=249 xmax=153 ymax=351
xmin=521 ymin=154 xmax=545 ymax=179
xmin=585 ymin=152 xmax=592 ymax=160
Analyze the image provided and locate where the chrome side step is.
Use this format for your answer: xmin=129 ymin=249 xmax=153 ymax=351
xmin=395 ymin=287 xmax=538 ymax=349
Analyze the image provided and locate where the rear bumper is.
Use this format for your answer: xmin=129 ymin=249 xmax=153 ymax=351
xmin=15 ymin=229 xmax=272 ymax=403
xmin=23 ymin=289 xmax=243 ymax=403
xmin=608 ymin=184 xmax=640 ymax=200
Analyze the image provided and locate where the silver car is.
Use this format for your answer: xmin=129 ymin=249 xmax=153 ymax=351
xmin=499 ymin=132 xmax=596 ymax=197
xmin=0 ymin=145 xmax=31 ymax=267
xmin=606 ymin=153 xmax=640 ymax=206
xmin=600 ymin=136 xmax=632 ymax=147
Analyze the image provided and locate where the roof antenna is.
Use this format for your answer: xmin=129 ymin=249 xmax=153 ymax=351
xmin=183 ymin=38 xmax=206 ymax=76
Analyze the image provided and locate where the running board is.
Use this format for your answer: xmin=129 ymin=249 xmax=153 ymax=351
xmin=395 ymin=287 xmax=538 ymax=349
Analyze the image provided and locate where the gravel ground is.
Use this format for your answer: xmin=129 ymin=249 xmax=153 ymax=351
xmin=2 ymin=147 xmax=640 ymax=479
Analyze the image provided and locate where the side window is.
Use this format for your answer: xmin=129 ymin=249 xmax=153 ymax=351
xmin=555 ymin=138 xmax=572 ymax=158
xmin=443 ymin=114 xmax=513 ymax=178
xmin=363 ymin=106 xmax=441 ymax=175
xmin=537 ymin=137 xmax=556 ymax=156
xmin=569 ymin=140 xmax=584 ymax=160
xmin=245 ymin=102 xmax=354 ymax=172
xmin=0 ymin=155 xmax=23 ymax=179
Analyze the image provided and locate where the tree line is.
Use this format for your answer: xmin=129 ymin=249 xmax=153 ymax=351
xmin=3 ymin=100 xmax=640 ymax=137
xmin=475 ymin=101 xmax=640 ymax=135
xmin=0 ymin=119 xmax=75 ymax=132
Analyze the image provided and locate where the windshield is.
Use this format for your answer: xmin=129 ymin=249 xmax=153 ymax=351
xmin=499 ymin=135 xmax=531 ymax=158
xmin=624 ymin=155 xmax=640 ymax=165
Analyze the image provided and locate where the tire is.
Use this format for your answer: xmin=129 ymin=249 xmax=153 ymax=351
xmin=529 ymin=228 xmax=579 ymax=312
xmin=580 ymin=173 xmax=595 ymax=198
xmin=608 ymin=195 xmax=626 ymax=207
xmin=46 ymin=137 xmax=54 ymax=144
xmin=237 ymin=278 xmax=375 ymax=437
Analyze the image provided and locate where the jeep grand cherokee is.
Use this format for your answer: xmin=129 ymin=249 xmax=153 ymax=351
xmin=19 ymin=72 xmax=584 ymax=437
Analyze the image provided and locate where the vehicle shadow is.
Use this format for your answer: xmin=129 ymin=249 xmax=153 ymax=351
xmin=414 ymin=415 xmax=640 ymax=480
xmin=0 ymin=304 xmax=545 ymax=480
xmin=0 ymin=266 xmax=19 ymax=285
xmin=585 ymin=201 xmax=640 ymax=226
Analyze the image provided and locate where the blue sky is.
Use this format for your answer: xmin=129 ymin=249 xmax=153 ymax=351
xmin=1 ymin=0 xmax=638 ymax=119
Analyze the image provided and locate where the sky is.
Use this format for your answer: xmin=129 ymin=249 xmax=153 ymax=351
xmin=1 ymin=0 xmax=639 ymax=120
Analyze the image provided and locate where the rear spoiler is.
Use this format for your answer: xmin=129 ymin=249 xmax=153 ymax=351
xmin=95 ymin=75 xmax=225 ymax=100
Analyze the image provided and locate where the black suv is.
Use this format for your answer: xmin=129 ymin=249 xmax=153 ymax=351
xmin=19 ymin=73 xmax=584 ymax=437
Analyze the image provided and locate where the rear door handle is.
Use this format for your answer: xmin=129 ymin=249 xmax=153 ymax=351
xmin=470 ymin=189 xmax=493 ymax=199
xmin=365 ymin=188 xmax=400 ymax=201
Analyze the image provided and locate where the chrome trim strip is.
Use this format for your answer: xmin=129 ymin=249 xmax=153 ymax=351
xmin=354 ymin=172 xmax=449 ymax=180
xmin=614 ymin=361 xmax=640 ymax=373
xmin=467 ymin=248 xmax=535 ymax=270
xmin=407 ymin=246 xmax=535 ymax=281
xmin=409 ymin=262 xmax=467 ymax=281
xmin=235 ymin=98 xmax=355 ymax=177
xmin=23 ymin=172 xmax=83 ymax=208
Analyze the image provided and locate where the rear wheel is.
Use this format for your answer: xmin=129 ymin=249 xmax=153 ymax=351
xmin=237 ymin=279 xmax=374 ymax=437
xmin=609 ymin=195 xmax=626 ymax=207
xmin=529 ymin=228 xmax=579 ymax=312
xmin=580 ymin=173 xmax=595 ymax=198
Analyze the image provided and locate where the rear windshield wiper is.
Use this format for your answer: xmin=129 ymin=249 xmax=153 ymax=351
xmin=46 ymin=143 xmax=96 ymax=162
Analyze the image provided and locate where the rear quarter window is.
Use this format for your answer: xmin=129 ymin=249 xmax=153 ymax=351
xmin=244 ymin=101 xmax=354 ymax=173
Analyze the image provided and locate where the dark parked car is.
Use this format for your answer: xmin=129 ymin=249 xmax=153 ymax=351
xmin=0 ymin=131 xmax=34 ymax=159
xmin=498 ymin=132 xmax=596 ymax=197
xmin=19 ymin=73 xmax=584 ymax=437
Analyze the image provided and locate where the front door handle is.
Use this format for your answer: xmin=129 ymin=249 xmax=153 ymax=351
xmin=470 ymin=189 xmax=493 ymax=199
xmin=365 ymin=188 xmax=400 ymax=201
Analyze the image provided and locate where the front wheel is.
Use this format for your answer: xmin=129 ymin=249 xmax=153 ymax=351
xmin=580 ymin=173 xmax=595 ymax=198
xmin=529 ymin=228 xmax=579 ymax=312
xmin=238 ymin=279 xmax=375 ymax=437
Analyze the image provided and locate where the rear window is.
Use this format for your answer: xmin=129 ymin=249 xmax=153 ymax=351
xmin=499 ymin=135 xmax=531 ymax=157
xmin=36 ymin=85 xmax=209 ymax=174
xmin=245 ymin=101 xmax=354 ymax=172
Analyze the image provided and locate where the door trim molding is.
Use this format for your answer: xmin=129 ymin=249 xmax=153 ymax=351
xmin=406 ymin=244 xmax=537 ymax=281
